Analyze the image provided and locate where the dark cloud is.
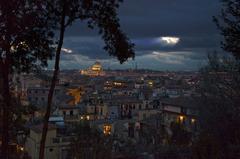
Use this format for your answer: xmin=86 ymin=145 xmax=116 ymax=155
xmin=118 ymin=0 xmax=220 ymax=37
xmin=60 ymin=0 xmax=223 ymax=70
xmin=63 ymin=36 xmax=107 ymax=59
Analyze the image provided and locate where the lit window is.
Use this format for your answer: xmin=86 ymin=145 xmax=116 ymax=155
xmin=114 ymin=82 xmax=122 ymax=86
xmin=20 ymin=147 xmax=24 ymax=151
xmin=179 ymin=115 xmax=185 ymax=123
xmin=103 ymin=125 xmax=111 ymax=135
xmin=17 ymin=145 xmax=24 ymax=152
xmin=148 ymin=81 xmax=153 ymax=86
xmin=191 ymin=118 xmax=196 ymax=124
xmin=86 ymin=115 xmax=90 ymax=120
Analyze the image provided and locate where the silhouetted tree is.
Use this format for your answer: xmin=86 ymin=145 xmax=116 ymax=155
xmin=39 ymin=0 xmax=134 ymax=158
xmin=193 ymin=1 xmax=240 ymax=157
xmin=192 ymin=132 xmax=223 ymax=159
xmin=71 ymin=122 xmax=113 ymax=159
xmin=169 ymin=122 xmax=192 ymax=146
xmin=193 ymin=54 xmax=240 ymax=159
xmin=0 ymin=1 xmax=55 ymax=158
xmin=138 ymin=115 xmax=169 ymax=153
xmin=213 ymin=0 xmax=240 ymax=59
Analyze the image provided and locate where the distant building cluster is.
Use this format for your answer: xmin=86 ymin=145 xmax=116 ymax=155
xmin=12 ymin=62 xmax=201 ymax=159
xmin=80 ymin=61 xmax=105 ymax=76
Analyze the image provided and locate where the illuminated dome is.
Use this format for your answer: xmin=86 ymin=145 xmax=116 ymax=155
xmin=81 ymin=61 xmax=105 ymax=76
xmin=91 ymin=61 xmax=102 ymax=71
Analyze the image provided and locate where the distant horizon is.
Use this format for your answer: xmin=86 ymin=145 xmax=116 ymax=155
xmin=45 ymin=66 xmax=200 ymax=72
xmin=47 ymin=57 xmax=207 ymax=72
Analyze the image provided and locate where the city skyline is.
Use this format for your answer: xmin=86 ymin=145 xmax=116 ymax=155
xmin=57 ymin=0 xmax=222 ymax=71
xmin=1 ymin=1 xmax=239 ymax=158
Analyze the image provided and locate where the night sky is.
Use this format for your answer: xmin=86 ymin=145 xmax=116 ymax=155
xmin=58 ymin=0 xmax=222 ymax=71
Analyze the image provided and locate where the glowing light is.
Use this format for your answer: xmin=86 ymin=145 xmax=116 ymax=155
xmin=20 ymin=147 xmax=24 ymax=151
xmin=17 ymin=145 xmax=24 ymax=152
xmin=103 ymin=125 xmax=111 ymax=135
xmin=10 ymin=41 xmax=29 ymax=52
xmin=148 ymin=81 xmax=153 ymax=86
xmin=86 ymin=115 xmax=90 ymax=120
xmin=156 ymin=36 xmax=180 ymax=46
xmin=114 ymin=82 xmax=122 ymax=86
xmin=61 ymin=48 xmax=73 ymax=53
xmin=80 ymin=116 xmax=84 ymax=120
xmin=92 ymin=67 xmax=101 ymax=71
xmin=179 ymin=115 xmax=184 ymax=122
xmin=191 ymin=118 xmax=196 ymax=123
xmin=10 ymin=46 xmax=15 ymax=52
xmin=66 ymin=88 xmax=83 ymax=106
xmin=81 ymin=61 xmax=105 ymax=76
xmin=161 ymin=37 xmax=180 ymax=44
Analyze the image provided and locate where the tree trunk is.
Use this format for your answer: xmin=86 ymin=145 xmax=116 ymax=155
xmin=38 ymin=3 xmax=66 ymax=159
xmin=0 ymin=50 xmax=11 ymax=159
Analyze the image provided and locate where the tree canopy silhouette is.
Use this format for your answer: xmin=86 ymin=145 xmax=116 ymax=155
xmin=193 ymin=1 xmax=240 ymax=158
xmin=38 ymin=0 xmax=134 ymax=159
xmin=0 ymin=0 xmax=55 ymax=158
xmin=213 ymin=0 xmax=240 ymax=59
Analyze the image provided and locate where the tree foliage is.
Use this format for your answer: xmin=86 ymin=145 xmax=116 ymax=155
xmin=213 ymin=0 xmax=240 ymax=59
xmin=39 ymin=1 xmax=134 ymax=158
xmin=169 ymin=122 xmax=192 ymax=146
xmin=194 ymin=54 xmax=240 ymax=159
xmin=82 ymin=0 xmax=135 ymax=63
xmin=193 ymin=1 xmax=240 ymax=157
xmin=71 ymin=122 xmax=113 ymax=159
xmin=0 ymin=0 xmax=55 ymax=73
xmin=0 ymin=1 xmax=55 ymax=158
xmin=1 ymin=1 xmax=134 ymax=158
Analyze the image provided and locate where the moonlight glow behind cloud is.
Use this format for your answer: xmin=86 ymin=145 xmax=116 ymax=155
xmin=61 ymin=48 xmax=73 ymax=54
xmin=155 ymin=37 xmax=180 ymax=46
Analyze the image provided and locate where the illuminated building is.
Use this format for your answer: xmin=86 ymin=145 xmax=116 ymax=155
xmin=191 ymin=118 xmax=196 ymax=124
xmin=66 ymin=87 xmax=84 ymax=106
xmin=86 ymin=115 xmax=90 ymax=120
xmin=25 ymin=124 xmax=74 ymax=159
xmin=148 ymin=81 xmax=153 ymax=87
xmin=80 ymin=61 xmax=105 ymax=76
xmin=103 ymin=80 xmax=127 ymax=90
xmin=103 ymin=124 xmax=111 ymax=135
xmin=178 ymin=115 xmax=185 ymax=123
